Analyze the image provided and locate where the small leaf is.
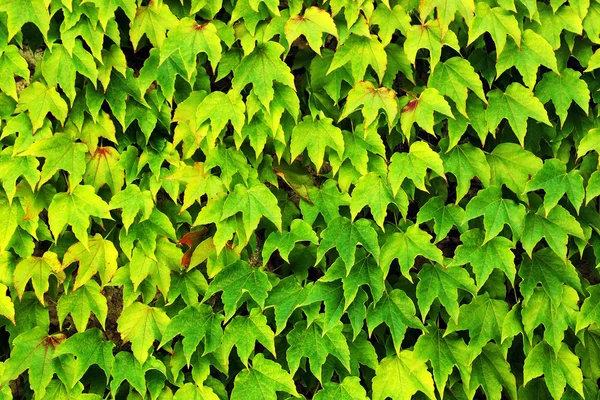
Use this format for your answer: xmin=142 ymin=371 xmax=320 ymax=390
xmin=117 ymin=302 xmax=170 ymax=364
xmin=372 ymin=351 xmax=436 ymax=400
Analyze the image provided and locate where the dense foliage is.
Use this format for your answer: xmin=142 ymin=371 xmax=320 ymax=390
xmin=1 ymin=0 xmax=600 ymax=398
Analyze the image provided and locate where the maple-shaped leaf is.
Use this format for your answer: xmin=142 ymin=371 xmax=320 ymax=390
xmin=96 ymin=45 xmax=127 ymax=90
xmin=301 ymin=280 xmax=348 ymax=333
xmin=486 ymin=143 xmax=542 ymax=198
xmin=0 ymin=0 xmax=50 ymax=41
xmin=339 ymin=81 xmax=398 ymax=129
xmin=53 ymin=328 xmax=114 ymax=384
xmin=117 ymin=302 xmax=170 ymax=364
xmin=525 ymin=158 xmax=584 ymax=214
xmin=452 ymin=229 xmax=516 ymax=289
xmin=389 ymin=141 xmax=445 ymax=195
xmin=314 ymin=376 xmax=368 ymax=400
xmin=338 ymin=128 xmax=386 ymax=176
xmin=417 ymin=263 xmax=476 ymax=323
xmin=108 ymin=184 xmax=153 ymax=233
xmin=445 ymin=293 xmax=508 ymax=361
xmin=404 ymin=20 xmax=460 ymax=71
xmin=13 ymin=252 xmax=65 ymax=305
xmin=129 ymin=242 xmax=175 ymax=298
xmin=536 ymin=68 xmax=590 ymax=127
xmin=380 ymin=224 xmax=443 ymax=280
xmin=328 ymin=34 xmax=387 ymax=83
xmin=15 ymin=82 xmax=68 ymax=133
xmin=577 ymin=128 xmax=600 ymax=159
xmin=220 ymin=181 xmax=282 ymax=234
xmin=174 ymin=384 xmax=219 ymax=400
xmin=467 ymin=2 xmax=521 ymax=56
xmin=78 ymin=113 xmax=118 ymax=157
xmin=109 ymin=352 xmax=165 ymax=396
xmin=465 ymin=186 xmax=525 ymax=242
xmin=496 ymin=29 xmax=558 ymax=89
xmin=350 ymin=172 xmax=406 ymax=229
xmin=372 ymin=351 xmax=436 ymax=400
xmin=523 ymin=342 xmax=584 ymax=400
xmin=316 ymin=216 xmax=380 ymax=274
xmin=262 ymin=219 xmax=318 ymax=264
xmin=129 ymin=1 xmax=178 ymax=50
xmin=586 ymin=48 xmax=600 ymax=72
xmin=265 ymin=277 xmax=308 ymax=335
xmin=522 ymin=286 xmax=578 ymax=354
xmin=231 ymin=353 xmax=299 ymax=400
xmin=232 ymin=42 xmax=295 ymax=111
xmin=204 ymin=260 xmax=272 ymax=320
xmin=366 ymin=289 xmax=424 ymax=354
xmin=440 ymin=141 xmax=490 ymax=204
xmin=48 ymin=184 xmax=111 ymax=248
xmin=486 ymin=83 xmax=551 ymax=146
xmin=164 ymin=162 xmax=225 ymax=212
xmin=290 ymin=115 xmax=344 ymax=173
xmin=0 ymin=45 xmax=29 ymax=100
xmin=220 ymin=307 xmax=275 ymax=367
xmin=400 ymin=88 xmax=454 ymax=137
xmin=3 ymin=327 xmax=65 ymax=399
xmin=300 ymin=180 xmax=350 ymax=225
xmin=469 ymin=343 xmax=518 ymax=400
xmin=0 ymin=283 xmax=15 ymax=325
xmin=576 ymin=285 xmax=600 ymax=333
xmin=160 ymin=18 xmax=221 ymax=79
xmin=169 ymin=269 xmax=207 ymax=306
xmin=19 ymin=132 xmax=88 ymax=189
xmin=195 ymin=91 xmax=246 ymax=137
xmin=285 ymin=7 xmax=338 ymax=54
xmin=416 ymin=196 xmax=467 ymax=243
xmin=429 ymin=57 xmax=487 ymax=117
xmin=286 ymin=319 xmax=350 ymax=382
xmin=83 ymin=146 xmax=124 ymax=193
xmin=81 ymin=0 xmax=136 ymax=30
xmin=414 ymin=326 xmax=471 ymax=396
xmin=0 ymin=148 xmax=39 ymax=203
xmin=418 ymin=0 xmax=475 ymax=34
xmin=119 ymin=208 xmax=177 ymax=259
xmin=371 ymin=4 xmax=411 ymax=46
xmin=160 ymin=303 xmax=224 ymax=364
xmin=521 ymin=205 xmax=585 ymax=259
xmin=57 ymin=280 xmax=108 ymax=332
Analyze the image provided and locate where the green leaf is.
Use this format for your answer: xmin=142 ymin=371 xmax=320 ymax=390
xmin=400 ymin=88 xmax=454 ymax=137
xmin=314 ymin=376 xmax=368 ymax=400
xmin=0 ymin=0 xmax=50 ymax=40
xmin=469 ymin=343 xmax=518 ymax=400
xmin=486 ymin=143 xmax=543 ymax=198
xmin=265 ymin=277 xmax=309 ymax=335
xmin=174 ymin=383 xmax=220 ymax=400
xmin=221 ymin=182 xmax=282 ymax=234
xmin=231 ymin=354 xmax=299 ymax=400
xmin=339 ymin=81 xmax=398 ymax=129
xmin=440 ymin=142 xmax=490 ymax=204
xmin=316 ymin=216 xmax=380 ymax=274
xmin=372 ymin=351 xmax=436 ymax=400
xmin=0 ymin=148 xmax=39 ymax=204
xmin=0 ymin=45 xmax=29 ymax=100
xmin=119 ymin=208 xmax=177 ymax=259
xmin=576 ymin=285 xmax=600 ymax=333
xmin=262 ymin=219 xmax=318 ymax=264
xmin=0 ymin=283 xmax=15 ymax=324
xmin=109 ymin=352 xmax=165 ymax=396
xmin=389 ymin=141 xmax=445 ymax=195
xmin=350 ymin=172 xmax=406 ymax=229
xmin=467 ymin=2 xmax=521 ymax=56
xmin=300 ymin=179 xmax=351 ymax=225
xmin=285 ymin=7 xmax=338 ymax=54
xmin=328 ymin=34 xmax=387 ymax=83
xmin=195 ymin=91 xmax=246 ymax=136
xmin=13 ymin=252 xmax=64 ymax=305
xmin=523 ymin=342 xmax=584 ymax=400
xmin=371 ymin=4 xmax=410 ymax=46
xmin=416 ymin=196 xmax=467 ymax=243
xmin=117 ymin=302 xmax=170 ymax=364
xmin=380 ymin=224 xmax=444 ymax=280
xmin=220 ymin=307 xmax=275 ymax=366
xmin=577 ymin=128 xmax=600 ymax=159
xmin=108 ymin=184 xmax=154 ymax=234
xmin=57 ymin=280 xmax=108 ymax=332
xmin=290 ymin=115 xmax=344 ymax=173
xmin=16 ymin=82 xmax=68 ymax=133
xmin=129 ymin=1 xmax=178 ymax=50
xmin=536 ymin=68 xmax=590 ymax=126
xmin=404 ymin=20 xmax=460 ymax=71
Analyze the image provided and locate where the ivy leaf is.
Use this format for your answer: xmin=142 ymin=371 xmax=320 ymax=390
xmin=486 ymin=143 xmax=543 ymax=198
xmin=536 ymin=69 xmax=590 ymax=127
xmin=328 ymin=34 xmax=387 ymax=83
xmin=576 ymin=285 xmax=600 ymax=333
xmin=521 ymin=205 xmax=585 ymax=259
xmin=109 ymin=352 xmax=165 ymax=397
xmin=265 ymin=277 xmax=309 ymax=335
xmin=0 ymin=0 xmax=50 ymax=40
xmin=285 ymin=7 xmax=338 ymax=54
xmin=496 ymin=30 xmax=558 ymax=89
xmin=117 ymin=302 xmax=170 ymax=364
xmin=129 ymin=242 xmax=174 ymax=298
xmin=16 ymin=82 xmax=68 ymax=133
xmin=286 ymin=319 xmax=350 ymax=382
xmin=13 ymin=252 xmax=64 ymax=305
xmin=221 ymin=182 xmax=282 ymax=234
xmin=204 ymin=260 xmax=272 ymax=320
xmin=160 ymin=303 xmax=224 ymax=364
xmin=314 ymin=376 xmax=368 ymax=400
xmin=232 ymin=42 xmax=295 ymax=111
xmin=371 ymin=4 xmax=411 ymax=46
xmin=380 ymin=224 xmax=444 ymax=280
xmin=400 ymin=88 xmax=454 ymax=137
xmin=486 ymin=83 xmax=551 ymax=146
xmin=467 ymin=2 xmax=521 ymax=56
xmin=231 ymin=354 xmax=299 ymax=400
xmin=0 ymin=283 xmax=15 ymax=324
xmin=19 ymin=132 xmax=88 ymax=189
xmin=372 ymin=351 xmax=436 ymax=400
xmin=316 ymin=216 xmax=380 ymax=274
xmin=290 ymin=115 xmax=344 ymax=173
xmin=525 ymin=158 xmax=584 ymax=214
xmin=262 ymin=219 xmax=318 ymax=264
xmin=129 ymin=1 xmax=178 ymax=50
xmin=429 ymin=57 xmax=487 ymax=117
xmin=220 ymin=307 xmax=276 ymax=366
xmin=469 ymin=343 xmax=518 ymax=400
xmin=53 ymin=328 xmax=114 ymax=384
xmin=416 ymin=196 xmax=467 ymax=243
xmin=0 ymin=148 xmax=39 ymax=204
xmin=302 ymin=281 xmax=346 ymax=333
xmin=339 ymin=81 xmax=398 ymax=129
xmin=0 ymin=45 xmax=29 ymax=100
xmin=440 ymin=142 xmax=490 ymax=204
xmin=108 ymin=184 xmax=154 ymax=234
xmin=350 ymin=172 xmax=406 ymax=230
xmin=388 ymin=141 xmax=445 ymax=195
xmin=174 ymin=383 xmax=219 ymax=400
xmin=119 ymin=208 xmax=176 ymax=259
xmin=404 ymin=20 xmax=460 ymax=71
xmin=48 ymin=185 xmax=111 ymax=248
xmin=577 ymin=128 xmax=600 ymax=159
xmin=300 ymin=180 xmax=351 ymax=225
xmin=523 ymin=342 xmax=584 ymax=400
xmin=366 ymin=289 xmax=424 ymax=354
xmin=417 ymin=263 xmax=476 ymax=323
xmin=413 ymin=326 xmax=471 ymax=396
xmin=465 ymin=186 xmax=526 ymax=242
xmin=195 ymin=91 xmax=246 ymax=136
xmin=57 ymin=280 xmax=108 ymax=332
